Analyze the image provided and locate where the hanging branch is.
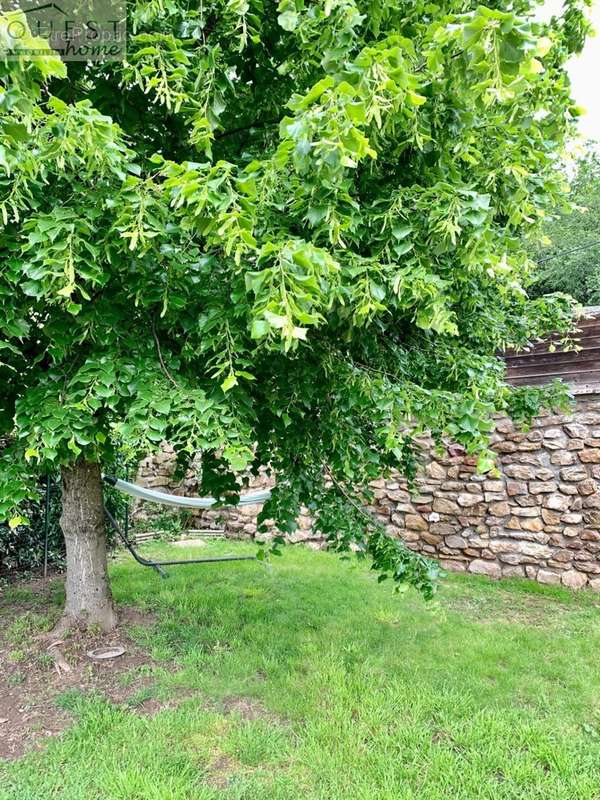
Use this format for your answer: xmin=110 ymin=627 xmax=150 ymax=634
xmin=150 ymin=318 xmax=180 ymax=389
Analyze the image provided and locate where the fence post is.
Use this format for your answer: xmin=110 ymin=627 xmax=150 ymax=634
xmin=43 ymin=474 xmax=51 ymax=579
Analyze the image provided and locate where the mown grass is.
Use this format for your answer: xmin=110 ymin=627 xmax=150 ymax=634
xmin=2 ymin=541 xmax=600 ymax=799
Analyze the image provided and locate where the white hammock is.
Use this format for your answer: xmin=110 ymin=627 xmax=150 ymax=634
xmin=103 ymin=475 xmax=271 ymax=509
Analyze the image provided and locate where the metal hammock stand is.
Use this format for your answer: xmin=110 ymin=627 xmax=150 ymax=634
xmin=102 ymin=474 xmax=268 ymax=577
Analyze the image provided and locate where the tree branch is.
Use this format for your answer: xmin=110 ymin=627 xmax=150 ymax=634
xmin=323 ymin=464 xmax=375 ymax=527
xmin=150 ymin=319 xmax=180 ymax=389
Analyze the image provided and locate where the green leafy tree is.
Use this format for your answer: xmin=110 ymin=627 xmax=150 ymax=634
xmin=528 ymin=142 xmax=600 ymax=303
xmin=0 ymin=0 xmax=590 ymax=630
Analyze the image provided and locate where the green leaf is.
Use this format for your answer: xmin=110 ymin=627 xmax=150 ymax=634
xmin=392 ymin=224 xmax=412 ymax=240
xmin=153 ymin=399 xmax=171 ymax=414
xmin=250 ymin=319 xmax=269 ymax=339
xmin=221 ymin=372 xmax=238 ymax=392
xmin=278 ymin=9 xmax=299 ymax=31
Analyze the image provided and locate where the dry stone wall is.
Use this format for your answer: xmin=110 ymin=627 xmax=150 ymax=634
xmin=133 ymin=394 xmax=600 ymax=590
xmin=368 ymin=395 xmax=600 ymax=591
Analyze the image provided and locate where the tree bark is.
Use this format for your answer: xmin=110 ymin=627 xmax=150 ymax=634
xmin=57 ymin=459 xmax=117 ymax=632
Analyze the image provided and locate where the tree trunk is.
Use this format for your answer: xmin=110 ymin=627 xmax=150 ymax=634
xmin=57 ymin=459 xmax=117 ymax=632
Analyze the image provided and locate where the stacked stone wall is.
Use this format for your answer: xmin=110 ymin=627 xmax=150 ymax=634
xmin=132 ymin=394 xmax=600 ymax=590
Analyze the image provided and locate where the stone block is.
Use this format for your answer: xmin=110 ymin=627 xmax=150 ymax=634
xmin=502 ymin=565 xmax=526 ymax=578
xmin=499 ymin=552 xmax=526 ymax=565
xmin=440 ymin=482 xmax=464 ymax=492
xmin=440 ymin=559 xmax=467 ymax=573
xmin=549 ymin=549 xmax=572 ymax=563
xmin=411 ymin=494 xmax=433 ymax=505
xmin=485 ymin=492 xmax=506 ymax=502
xmin=511 ymin=507 xmax=541 ymax=518
xmin=529 ymin=481 xmax=557 ymax=494
xmin=582 ymin=530 xmax=600 ymax=541
xmin=565 ymin=423 xmax=588 ymax=439
xmin=574 ymin=560 xmax=600 ymax=574
xmin=562 ymin=526 xmax=582 ymax=538
xmin=537 ymin=569 xmax=561 ymax=586
xmin=550 ymin=451 xmax=576 ymax=466
xmin=488 ymin=539 xmax=514 ymax=554
xmin=544 ymin=439 xmax=568 ymax=451
xmin=561 ymin=570 xmax=588 ymax=590
xmin=495 ymin=418 xmax=514 ymax=434
xmin=426 ymin=462 xmax=446 ymax=480
xmin=494 ymin=442 xmax=517 ymax=454
xmin=520 ymin=542 xmax=553 ymax=558
xmin=505 ymin=465 xmax=535 ymax=480
xmin=516 ymin=454 xmax=544 ymax=466
xmin=521 ymin=518 xmax=544 ymax=533
xmin=429 ymin=523 xmax=456 ymax=537
xmin=387 ymin=490 xmax=411 ymax=503
xmin=526 ymin=430 xmax=543 ymax=442
xmin=560 ymin=467 xmax=587 ymax=482
xmin=559 ymin=483 xmax=578 ymax=495
xmin=518 ymin=442 xmax=543 ymax=452
xmin=583 ymin=493 xmax=600 ymax=509
xmin=433 ymin=498 xmax=460 ymax=515
xmin=543 ymin=494 xmax=571 ymax=512
xmin=577 ymin=413 xmax=600 ymax=425
xmin=535 ymin=469 xmax=555 ymax=481
xmin=400 ymin=530 xmax=420 ymax=543
xmin=483 ymin=480 xmax=504 ymax=492
xmin=405 ymin=514 xmax=428 ymax=531
xmin=578 ymin=479 xmax=596 ymax=496
xmin=445 ymin=534 xmax=467 ymax=549
xmin=468 ymin=559 xmax=501 ymax=579
xmin=525 ymin=565 xmax=538 ymax=579
xmin=580 ymin=449 xmax=600 ymax=464
xmin=488 ymin=501 xmax=510 ymax=516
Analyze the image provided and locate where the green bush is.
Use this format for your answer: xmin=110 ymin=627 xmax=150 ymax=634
xmin=0 ymin=458 xmax=133 ymax=575
xmin=0 ymin=478 xmax=63 ymax=575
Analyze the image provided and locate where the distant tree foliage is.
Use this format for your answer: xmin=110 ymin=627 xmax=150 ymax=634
xmin=529 ymin=144 xmax=600 ymax=304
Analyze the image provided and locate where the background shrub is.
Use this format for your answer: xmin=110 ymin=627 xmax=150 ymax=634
xmin=0 ymin=478 xmax=63 ymax=575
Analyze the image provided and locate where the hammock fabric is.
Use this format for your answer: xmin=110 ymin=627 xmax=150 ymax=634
xmin=102 ymin=475 xmax=271 ymax=508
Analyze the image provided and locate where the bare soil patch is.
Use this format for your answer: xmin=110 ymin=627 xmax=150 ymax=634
xmin=204 ymin=751 xmax=242 ymax=789
xmin=220 ymin=695 xmax=273 ymax=721
xmin=0 ymin=578 xmax=159 ymax=761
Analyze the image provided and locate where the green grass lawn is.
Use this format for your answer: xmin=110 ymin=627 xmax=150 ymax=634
xmin=2 ymin=541 xmax=600 ymax=799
